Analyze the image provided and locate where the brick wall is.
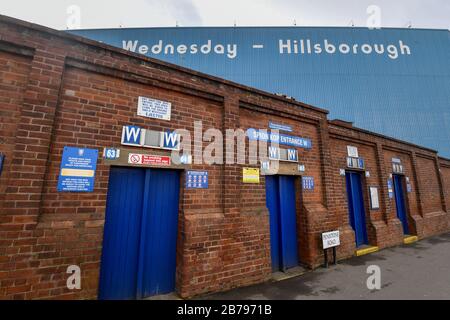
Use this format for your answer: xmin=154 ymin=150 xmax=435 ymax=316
xmin=0 ymin=15 xmax=449 ymax=299
xmin=0 ymin=50 xmax=32 ymax=205
xmin=440 ymin=159 xmax=450 ymax=227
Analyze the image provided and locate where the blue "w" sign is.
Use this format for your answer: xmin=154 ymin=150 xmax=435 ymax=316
xmin=121 ymin=126 xmax=143 ymax=146
xmin=161 ymin=131 xmax=180 ymax=150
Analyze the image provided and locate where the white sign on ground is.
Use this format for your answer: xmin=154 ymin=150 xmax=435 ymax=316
xmin=322 ymin=230 xmax=340 ymax=249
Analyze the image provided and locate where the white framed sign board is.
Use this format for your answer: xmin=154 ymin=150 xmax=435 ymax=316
xmin=347 ymin=145 xmax=359 ymax=158
xmin=369 ymin=186 xmax=380 ymax=209
xmin=137 ymin=96 xmax=171 ymax=121
xmin=322 ymin=230 xmax=340 ymax=249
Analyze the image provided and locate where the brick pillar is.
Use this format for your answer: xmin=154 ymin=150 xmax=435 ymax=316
xmin=435 ymin=157 xmax=448 ymax=213
xmin=5 ymin=51 xmax=65 ymax=222
xmin=410 ymin=151 xmax=425 ymax=217
xmin=317 ymin=120 xmax=336 ymax=220
xmin=0 ymin=47 xmax=66 ymax=298
xmin=375 ymin=142 xmax=394 ymax=221
xmin=222 ymin=94 xmax=241 ymax=216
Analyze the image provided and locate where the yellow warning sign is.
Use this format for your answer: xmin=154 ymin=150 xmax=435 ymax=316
xmin=60 ymin=168 xmax=95 ymax=177
xmin=243 ymin=168 xmax=260 ymax=183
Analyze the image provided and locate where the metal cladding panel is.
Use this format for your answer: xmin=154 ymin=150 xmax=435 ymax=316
xmin=69 ymin=27 xmax=450 ymax=157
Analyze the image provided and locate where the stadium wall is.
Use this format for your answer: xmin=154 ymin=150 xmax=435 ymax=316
xmin=0 ymin=15 xmax=448 ymax=299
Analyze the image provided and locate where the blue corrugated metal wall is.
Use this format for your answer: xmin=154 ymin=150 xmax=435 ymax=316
xmin=68 ymin=27 xmax=450 ymax=157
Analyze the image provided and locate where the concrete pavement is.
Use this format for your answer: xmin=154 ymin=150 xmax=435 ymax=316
xmin=199 ymin=232 xmax=450 ymax=300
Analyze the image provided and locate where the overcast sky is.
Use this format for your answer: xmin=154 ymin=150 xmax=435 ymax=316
xmin=0 ymin=0 xmax=449 ymax=30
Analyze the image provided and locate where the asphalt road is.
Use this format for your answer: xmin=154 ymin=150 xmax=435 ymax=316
xmin=199 ymin=232 xmax=450 ymax=300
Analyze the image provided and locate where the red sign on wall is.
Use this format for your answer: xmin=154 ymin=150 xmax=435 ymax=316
xmin=128 ymin=153 xmax=171 ymax=166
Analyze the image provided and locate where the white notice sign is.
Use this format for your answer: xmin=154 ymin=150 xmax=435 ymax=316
xmin=347 ymin=145 xmax=359 ymax=158
xmin=369 ymin=186 xmax=380 ymax=209
xmin=322 ymin=230 xmax=340 ymax=249
xmin=138 ymin=96 xmax=171 ymax=121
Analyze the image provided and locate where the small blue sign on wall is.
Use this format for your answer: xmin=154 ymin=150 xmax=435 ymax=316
xmin=103 ymin=148 xmax=120 ymax=160
xmin=161 ymin=131 xmax=180 ymax=150
xmin=387 ymin=179 xmax=394 ymax=198
xmin=186 ymin=171 xmax=208 ymax=189
xmin=287 ymin=149 xmax=298 ymax=162
xmin=302 ymin=176 xmax=315 ymax=190
xmin=0 ymin=153 xmax=4 ymax=176
xmin=57 ymin=147 xmax=98 ymax=192
xmin=407 ymin=183 xmax=412 ymax=193
xmin=121 ymin=125 xmax=143 ymax=146
xmin=247 ymin=128 xmax=312 ymax=149
xmin=347 ymin=157 xmax=365 ymax=169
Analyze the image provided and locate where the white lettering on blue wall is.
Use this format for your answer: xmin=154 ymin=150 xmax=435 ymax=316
xmin=246 ymin=128 xmax=312 ymax=149
xmin=279 ymin=39 xmax=411 ymax=60
xmin=123 ymin=40 xmax=237 ymax=59
xmin=123 ymin=39 xmax=411 ymax=61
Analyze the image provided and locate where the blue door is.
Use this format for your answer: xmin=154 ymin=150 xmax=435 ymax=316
xmin=98 ymin=167 xmax=145 ymax=300
xmin=278 ymin=176 xmax=299 ymax=269
xmin=393 ymin=175 xmax=410 ymax=235
xmin=138 ymin=169 xmax=180 ymax=298
xmin=265 ymin=175 xmax=299 ymax=271
xmin=345 ymin=171 xmax=369 ymax=247
xmin=266 ymin=175 xmax=281 ymax=271
xmin=99 ymin=167 xmax=180 ymax=300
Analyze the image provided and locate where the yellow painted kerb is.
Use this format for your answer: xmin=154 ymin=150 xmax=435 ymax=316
xmin=355 ymin=246 xmax=379 ymax=256
xmin=403 ymin=235 xmax=419 ymax=244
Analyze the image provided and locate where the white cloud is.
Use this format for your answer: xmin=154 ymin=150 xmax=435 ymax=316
xmin=0 ymin=0 xmax=448 ymax=30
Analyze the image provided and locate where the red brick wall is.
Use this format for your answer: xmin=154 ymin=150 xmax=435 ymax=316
xmin=0 ymin=16 xmax=448 ymax=300
xmin=416 ymin=156 xmax=443 ymax=213
xmin=382 ymin=150 xmax=419 ymax=236
xmin=327 ymin=134 xmax=405 ymax=252
xmin=239 ymin=108 xmax=328 ymax=267
xmin=328 ymin=137 xmax=377 ymax=244
xmin=440 ymin=160 xmax=450 ymax=227
xmin=441 ymin=161 xmax=450 ymax=211
xmin=0 ymin=51 xmax=31 ymax=204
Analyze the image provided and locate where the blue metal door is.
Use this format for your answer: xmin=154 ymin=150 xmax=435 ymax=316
xmin=265 ymin=175 xmax=281 ymax=271
xmin=99 ymin=167 xmax=145 ymax=300
xmin=265 ymin=175 xmax=299 ymax=271
xmin=99 ymin=167 xmax=180 ymax=300
xmin=393 ymin=175 xmax=410 ymax=235
xmin=138 ymin=169 xmax=180 ymax=297
xmin=278 ymin=176 xmax=299 ymax=270
xmin=345 ymin=171 xmax=369 ymax=247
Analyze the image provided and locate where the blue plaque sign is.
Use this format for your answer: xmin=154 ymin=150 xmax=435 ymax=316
xmin=0 ymin=153 xmax=4 ymax=176
xmin=186 ymin=171 xmax=208 ymax=189
xmin=247 ymin=128 xmax=312 ymax=149
xmin=57 ymin=147 xmax=98 ymax=192
xmin=302 ymin=176 xmax=315 ymax=190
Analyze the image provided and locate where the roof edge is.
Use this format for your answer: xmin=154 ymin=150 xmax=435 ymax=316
xmin=329 ymin=119 xmax=439 ymax=155
xmin=67 ymin=26 xmax=450 ymax=32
